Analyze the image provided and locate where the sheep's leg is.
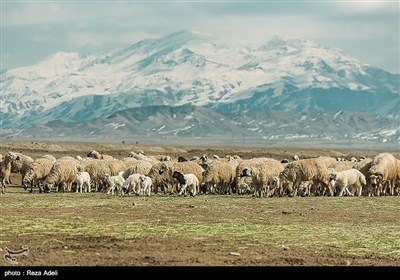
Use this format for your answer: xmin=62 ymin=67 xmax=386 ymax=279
xmin=178 ymin=184 xmax=187 ymax=196
xmin=344 ymin=185 xmax=353 ymax=196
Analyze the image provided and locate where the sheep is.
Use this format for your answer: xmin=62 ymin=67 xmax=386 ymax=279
xmin=235 ymin=158 xmax=273 ymax=195
xmin=0 ymin=152 xmax=19 ymax=193
xmin=158 ymin=161 xmax=204 ymax=194
xmin=279 ymin=158 xmax=332 ymax=197
xmin=147 ymin=163 xmax=175 ymax=194
xmin=292 ymin=155 xmax=300 ymax=161
xmin=367 ymin=153 xmax=400 ymax=196
xmin=74 ymin=171 xmax=91 ymax=193
xmin=7 ymin=152 xmax=34 ymax=185
xmin=22 ymin=155 xmax=56 ymax=193
xmin=328 ymin=161 xmax=355 ymax=172
xmin=329 ymin=169 xmax=366 ymax=197
xmin=148 ymin=155 xmax=172 ymax=162
xmin=127 ymin=151 xmax=152 ymax=161
xmin=43 ymin=159 xmax=78 ymax=192
xmin=103 ymin=173 xmax=125 ymax=195
xmin=138 ymin=175 xmax=152 ymax=196
xmin=172 ymin=171 xmax=199 ymax=196
xmin=122 ymin=160 xmax=153 ymax=179
xmin=121 ymin=173 xmax=142 ymax=195
xmin=202 ymin=161 xmax=236 ymax=194
xmin=87 ymin=150 xmax=113 ymax=160
xmin=239 ymin=159 xmax=284 ymax=198
xmin=352 ymin=158 xmax=374 ymax=196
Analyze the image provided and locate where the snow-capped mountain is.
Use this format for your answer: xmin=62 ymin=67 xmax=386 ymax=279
xmin=1 ymin=30 xmax=399 ymax=128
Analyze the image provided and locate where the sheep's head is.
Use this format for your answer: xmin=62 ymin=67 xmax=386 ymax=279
xmin=328 ymin=173 xmax=338 ymax=187
xmin=269 ymin=177 xmax=279 ymax=190
xmin=281 ymin=159 xmax=289 ymax=164
xmin=159 ymin=164 xmax=167 ymax=175
xmin=172 ymin=171 xmax=182 ymax=179
xmin=200 ymin=154 xmax=208 ymax=162
xmin=6 ymin=152 xmax=18 ymax=161
xmin=22 ymin=177 xmax=31 ymax=190
xmin=370 ymin=174 xmax=383 ymax=188
xmin=239 ymin=168 xmax=251 ymax=178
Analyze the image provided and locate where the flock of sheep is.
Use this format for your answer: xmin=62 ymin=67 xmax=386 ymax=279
xmin=0 ymin=149 xmax=399 ymax=198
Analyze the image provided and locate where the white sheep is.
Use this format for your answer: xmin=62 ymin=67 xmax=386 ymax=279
xmin=104 ymin=173 xmax=125 ymax=195
xmin=138 ymin=175 xmax=152 ymax=196
xmin=329 ymin=169 xmax=366 ymax=197
xmin=74 ymin=171 xmax=91 ymax=193
xmin=172 ymin=171 xmax=199 ymax=196
xmin=121 ymin=173 xmax=142 ymax=195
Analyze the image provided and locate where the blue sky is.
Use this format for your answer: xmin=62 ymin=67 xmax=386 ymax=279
xmin=2 ymin=0 xmax=399 ymax=73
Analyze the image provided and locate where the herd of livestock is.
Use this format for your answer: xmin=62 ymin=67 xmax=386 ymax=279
xmin=0 ymin=149 xmax=399 ymax=197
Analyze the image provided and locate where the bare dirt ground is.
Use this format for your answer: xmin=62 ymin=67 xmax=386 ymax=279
xmin=1 ymin=141 xmax=399 ymax=266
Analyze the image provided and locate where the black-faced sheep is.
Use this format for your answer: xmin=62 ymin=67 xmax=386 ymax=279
xmin=172 ymin=171 xmax=199 ymax=196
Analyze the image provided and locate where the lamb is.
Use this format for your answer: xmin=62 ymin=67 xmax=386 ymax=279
xmin=367 ymin=153 xmax=400 ymax=196
xmin=138 ymin=175 xmax=152 ymax=196
xmin=22 ymin=155 xmax=56 ymax=193
xmin=43 ymin=159 xmax=78 ymax=192
xmin=121 ymin=173 xmax=142 ymax=195
xmin=172 ymin=171 xmax=199 ymax=196
xmin=104 ymin=173 xmax=125 ymax=195
xmin=74 ymin=171 xmax=91 ymax=193
xmin=329 ymin=169 xmax=366 ymax=196
xmin=239 ymin=158 xmax=284 ymax=198
xmin=158 ymin=161 xmax=204 ymax=194
xmin=279 ymin=158 xmax=332 ymax=196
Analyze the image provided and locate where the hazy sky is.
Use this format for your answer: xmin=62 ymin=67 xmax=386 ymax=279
xmin=2 ymin=0 xmax=399 ymax=73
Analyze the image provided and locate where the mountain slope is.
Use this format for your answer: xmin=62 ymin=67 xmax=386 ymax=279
xmin=3 ymin=105 xmax=398 ymax=147
xmin=1 ymin=30 xmax=399 ymax=127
